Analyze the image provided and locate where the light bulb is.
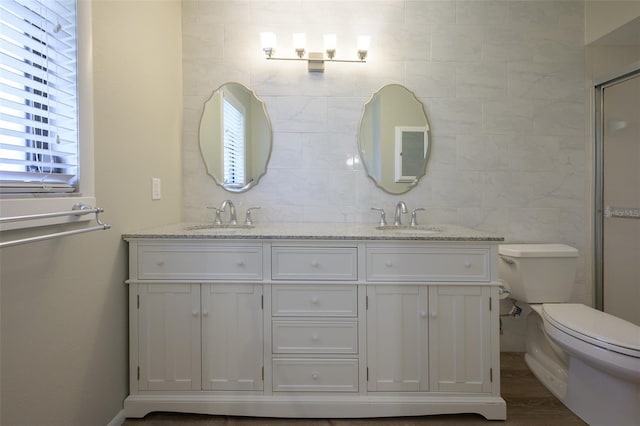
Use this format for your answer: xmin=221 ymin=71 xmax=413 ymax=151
xmin=357 ymin=35 xmax=370 ymax=51
xmin=260 ymin=32 xmax=276 ymax=57
xmin=293 ymin=33 xmax=306 ymax=58
xmin=324 ymin=34 xmax=337 ymax=59
xmin=357 ymin=35 xmax=369 ymax=61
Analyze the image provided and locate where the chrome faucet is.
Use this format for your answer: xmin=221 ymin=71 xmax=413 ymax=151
xmin=220 ymin=199 xmax=237 ymax=225
xmin=394 ymin=201 xmax=408 ymax=226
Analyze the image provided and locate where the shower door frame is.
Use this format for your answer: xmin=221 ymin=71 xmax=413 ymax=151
xmin=593 ymin=61 xmax=640 ymax=310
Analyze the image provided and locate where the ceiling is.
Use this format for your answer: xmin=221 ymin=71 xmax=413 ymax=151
xmin=591 ymin=16 xmax=640 ymax=46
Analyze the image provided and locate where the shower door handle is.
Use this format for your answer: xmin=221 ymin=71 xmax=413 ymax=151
xmin=604 ymin=205 xmax=640 ymax=219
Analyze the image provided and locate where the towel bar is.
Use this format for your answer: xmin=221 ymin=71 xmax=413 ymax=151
xmin=0 ymin=204 xmax=111 ymax=248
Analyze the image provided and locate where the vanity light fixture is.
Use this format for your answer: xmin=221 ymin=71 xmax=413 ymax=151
xmin=260 ymin=32 xmax=369 ymax=73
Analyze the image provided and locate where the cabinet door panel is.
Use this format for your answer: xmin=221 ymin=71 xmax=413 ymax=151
xmin=202 ymin=284 xmax=263 ymax=391
xmin=366 ymin=285 xmax=428 ymax=391
xmin=429 ymin=286 xmax=492 ymax=393
xmin=138 ymin=284 xmax=201 ymax=391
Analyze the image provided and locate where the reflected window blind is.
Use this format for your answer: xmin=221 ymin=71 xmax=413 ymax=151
xmin=222 ymin=92 xmax=246 ymax=187
xmin=0 ymin=0 xmax=78 ymax=194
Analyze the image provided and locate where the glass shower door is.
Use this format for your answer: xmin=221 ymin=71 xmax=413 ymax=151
xmin=598 ymin=71 xmax=640 ymax=326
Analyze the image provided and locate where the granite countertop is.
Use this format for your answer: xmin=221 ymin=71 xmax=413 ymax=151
xmin=123 ymin=222 xmax=503 ymax=242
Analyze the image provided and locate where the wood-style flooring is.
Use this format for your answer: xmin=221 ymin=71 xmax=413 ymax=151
xmin=123 ymin=352 xmax=587 ymax=425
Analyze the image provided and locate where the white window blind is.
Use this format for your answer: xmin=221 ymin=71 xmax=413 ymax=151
xmin=0 ymin=0 xmax=78 ymax=194
xmin=222 ymin=91 xmax=246 ymax=188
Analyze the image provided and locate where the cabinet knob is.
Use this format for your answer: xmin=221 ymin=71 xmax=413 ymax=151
xmin=192 ymin=311 xmax=199 ymax=317
xmin=464 ymin=261 xmax=472 ymax=268
xmin=311 ymin=334 xmax=319 ymax=342
xmin=236 ymin=260 xmax=245 ymax=267
xmin=420 ymin=311 xmax=427 ymax=318
xmin=311 ymin=296 xmax=319 ymax=304
xmin=311 ymin=260 xmax=319 ymax=268
xmin=156 ymin=260 xmax=165 ymax=267
xmin=384 ymin=261 xmax=393 ymax=267
xmin=312 ymin=372 xmax=319 ymax=380
xmin=430 ymin=311 xmax=437 ymax=318
xmin=202 ymin=311 xmax=209 ymax=317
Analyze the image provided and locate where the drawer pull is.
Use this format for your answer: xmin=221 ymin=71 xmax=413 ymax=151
xmin=312 ymin=372 xmax=320 ymax=380
xmin=156 ymin=260 xmax=165 ymax=267
xmin=311 ymin=334 xmax=319 ymax=342
xmin=192 ymin=310 xmax=199 ymax=317
xmin=236 ymin=260 xmax=245 ymax=267
xmin=311 ymin=296 xmax=319 ymax=304
xmin=384 ymin=261 xmax=393 ymax=267
xmin=311 ymin=260 xmax=320 ymax=268
xmin=464 ymin=261 xmax=472 ymax=268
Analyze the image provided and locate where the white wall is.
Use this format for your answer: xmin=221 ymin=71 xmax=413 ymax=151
xmin=0 ymin=1 xmax=183 ymax=425
xmin=182 ymin=1 xmax=588 ymax=350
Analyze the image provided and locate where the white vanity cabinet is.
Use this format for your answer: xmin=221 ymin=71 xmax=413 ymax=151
xmin=136 ymin=282 xmax=264 ymax=392
xmin=124 ymin=231 xmax=505 ymax=420
xmin=365 ymin=246 xmax=494 ymax=395
xmin=129 ymin=241 xmax=265 ymax=396
xmin=270 ymin=245 xmax=360 ymax=393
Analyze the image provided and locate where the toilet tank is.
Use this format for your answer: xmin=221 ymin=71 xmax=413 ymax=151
xmin=498 ymin=244 xmax=579 ymax=303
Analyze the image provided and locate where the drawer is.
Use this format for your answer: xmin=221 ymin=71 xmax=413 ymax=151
xmin=137 ymin=243 xmax=263 ymax=280
xmin=272 ymin=358 xmax=358 ymax=392
xmin=366 ymin=247 xmax=490 ymax=282
xmin=272 ymin=320 xmax=358 ymax=354
xmin=272 ymin=247 xmax=357 ymax=281
xmin=272 ymin=285 xmax=357 ymax=317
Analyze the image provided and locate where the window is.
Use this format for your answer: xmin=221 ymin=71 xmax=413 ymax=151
xmin=0 ymin=0 xmax=78 ymax=194
xmin=222 ymin=90 xmax=246 ymax=188
xmin=0 ymin=0 xmax=94 ymax=231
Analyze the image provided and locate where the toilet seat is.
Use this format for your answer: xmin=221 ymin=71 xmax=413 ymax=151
xmin=541 ymin=303 xmax=640 ymax=358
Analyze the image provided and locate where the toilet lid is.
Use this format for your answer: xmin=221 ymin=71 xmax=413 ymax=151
xmin=498 ymin=244 xmax=578 ymax=258
xmin=542 ymin=304 xmax=640 ymax=357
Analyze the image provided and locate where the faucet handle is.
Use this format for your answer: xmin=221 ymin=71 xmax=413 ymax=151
xmin=244 ymin=207 xmax=261 ymax=225
xmin=206 ymin=206 xmax=223 ymax=225
xmin=410 ymin=208 xmax=425 ymax=226
xmin=371 ymin=207 xmax=387 ymax=226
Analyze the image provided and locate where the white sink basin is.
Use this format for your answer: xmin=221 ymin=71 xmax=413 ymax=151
xmin=185 ymin=224 xmax=255 ymax=231
xmin=376 ymin=225 xmax=443 ymax=234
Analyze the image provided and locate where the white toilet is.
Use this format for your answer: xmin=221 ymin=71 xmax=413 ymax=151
xmin=498 ymin=244 xmax=640 ymax=426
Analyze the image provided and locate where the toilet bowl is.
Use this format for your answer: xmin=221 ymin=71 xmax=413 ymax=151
xmin=499 ymin=244 xmax=640 ymax=426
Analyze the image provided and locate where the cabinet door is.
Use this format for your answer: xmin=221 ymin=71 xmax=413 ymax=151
xmin=366 ymin=285 xmax=429 ymax=391
xmin=429 ymin=286 xmax=492 ymax=393
xmin=137 ymin=284 xmax=201 ymax=391
xmin=201 ymin=283 xmax=263 ymax=391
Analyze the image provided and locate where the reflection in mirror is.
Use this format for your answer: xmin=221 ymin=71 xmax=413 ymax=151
xmin=199 ymin=82 xmax=272 ymax=192
xmin=359 ymin=84 xmax=430 ymax=194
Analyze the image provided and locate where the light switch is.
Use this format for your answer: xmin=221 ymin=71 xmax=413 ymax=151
xmin=152 ymin=178 xmax=161 ymax=200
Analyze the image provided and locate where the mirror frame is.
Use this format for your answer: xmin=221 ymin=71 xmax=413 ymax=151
xmin=198 ymin=82 xmax=273 ymax=193
xmin=358 ymin=84 xmax=431 ymax=195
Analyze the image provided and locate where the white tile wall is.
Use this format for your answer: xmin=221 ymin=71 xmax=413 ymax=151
xmin=182 ymin=0 xmax=588 ymax=348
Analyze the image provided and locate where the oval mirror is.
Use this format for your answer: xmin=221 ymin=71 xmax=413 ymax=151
xmin=199 ymin=82 xmax=272 ymax=192
xmin=358 ymin=84 xmax=431 ymax=194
